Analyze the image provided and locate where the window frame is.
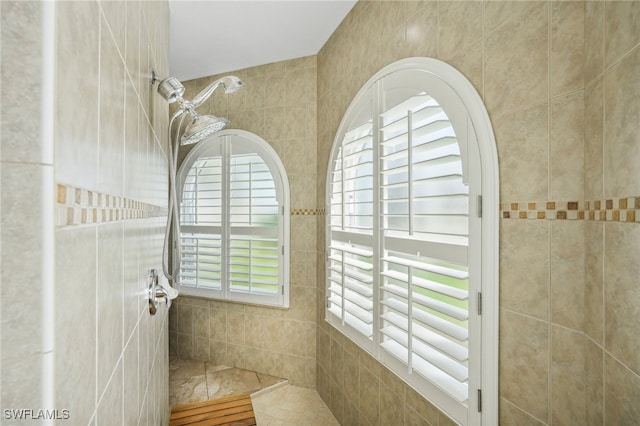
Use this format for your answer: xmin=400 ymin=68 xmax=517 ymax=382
xmin=325 ymin=58 xmax=499 ymax=425
xmin=177 ymin=129 xmax=290 ymax=308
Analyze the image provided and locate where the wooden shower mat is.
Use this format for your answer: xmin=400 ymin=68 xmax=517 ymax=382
xmin=169 ymin=393 xmax=257 ymax=426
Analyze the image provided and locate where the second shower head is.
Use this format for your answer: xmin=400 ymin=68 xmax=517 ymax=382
xmin=152 ymin=71 xmax=244 ymax=145
xmin=181 ymin=114 xmax=229 ymax=145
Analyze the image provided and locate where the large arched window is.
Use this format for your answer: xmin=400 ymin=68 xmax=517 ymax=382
xmin=326 ymin=58 xmax=499 ymax=425
xmin=178 ymin=129 xmax=290 ymax=308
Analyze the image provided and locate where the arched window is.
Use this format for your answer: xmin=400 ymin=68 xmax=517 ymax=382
xmin=325 ymin=58 xmax=499 ymax=425
xmin=178 ymin=129 xmax=290 ymax=308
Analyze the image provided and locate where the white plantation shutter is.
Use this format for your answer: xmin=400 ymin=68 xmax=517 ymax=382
xmin=326 ymin=59 xmax=498 ymax=425
xmin=228 ymin=154 xmax=280 ymax=295
xmin=379 ymin=92 xmax=471 ymax=405
xmin=178 ymin=130 xmax=289 ymax=307
xmin=328 ymin=114 xmax=376 ymax=343
xmin=180 ymin=154 xmax=224 ymax=290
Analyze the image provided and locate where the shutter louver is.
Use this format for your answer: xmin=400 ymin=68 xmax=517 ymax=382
xmin=328 ymin=242 xmax=374 ymax=337
xmin=327 ymin=121 xmax=375 ymax=341
xmin=230 ymin=154 xmax=279 ymax=227
xmin=380 ymin=95 xmax=470 ymax=404
xmin=180 ymin=157 xmax=223 ymax=290
xmin=179 ymin=233 xmax=222 ymax=289
xmin=229 ymin=153 xmax=280 ymax=296
xmin=229 ymin=235 xmax=279 ymax=294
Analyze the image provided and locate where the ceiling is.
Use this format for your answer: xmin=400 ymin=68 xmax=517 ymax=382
xmin=168 ymin=0 xmax=357 ymax=82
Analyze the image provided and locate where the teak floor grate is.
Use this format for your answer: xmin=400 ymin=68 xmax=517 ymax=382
xmin=169 ymin=393 xmax=257 ymax=426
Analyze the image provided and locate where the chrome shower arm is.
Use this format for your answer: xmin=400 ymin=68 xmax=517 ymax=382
xmin=191 ymin=80 xmax=224 ymax=109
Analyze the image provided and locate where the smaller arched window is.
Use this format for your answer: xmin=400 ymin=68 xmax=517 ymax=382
xmin=177 ymin=130 xmax=290 ymax=308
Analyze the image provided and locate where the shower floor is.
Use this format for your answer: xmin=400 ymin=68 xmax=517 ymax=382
xmin=169 ymin=355 xmax=339 ymax=425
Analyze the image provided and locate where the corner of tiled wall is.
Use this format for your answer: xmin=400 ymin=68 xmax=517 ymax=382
xmin=1 ymin=0 xmax=56 ymax=416
xmin=169 ymin=55 xmax=320 ymax=390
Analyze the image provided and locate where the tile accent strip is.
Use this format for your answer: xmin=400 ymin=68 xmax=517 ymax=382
xmin=291 ymin=208 xmax=325 ymax=216
xmin=500 ymin=197 xmax=640 ymax=223
xmin=56 ymin=184 xmax=167 ymax=227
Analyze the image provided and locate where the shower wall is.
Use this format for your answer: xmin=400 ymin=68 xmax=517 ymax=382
xmin=2 ymin=1 xmax=171 ymax=424
xmin=169 ymin=56 xmax=319 ymax=388
xmin=1 ymin=1 xmax=56 ymax=419
xmin=316 ymin=1 xmax=640 ymax=425
xmin=582 ymin=2 xmax=640 ymax=424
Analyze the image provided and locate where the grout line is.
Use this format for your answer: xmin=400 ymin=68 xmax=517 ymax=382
xmin=594 ymin=4 xmax=609 ymax=408
xmin=204 ymin=361 xmax=211 ymax=400
xmin=96 ymin=4 xmax=103 ymax=222
xmin=501 ymin=396 xmax=549 ymax=426
xmin=603 ymin=349 xmax=640 ymax=381
xmin=547 ymin=4 xmax=553 ymax=418
xmin=584 ymin=333 xmax=604 ymax=355
xmin=94 ymin=225 xmax=99 ymax=417
xmin=547 ymin=196 xmax=553 ymax=426
xmin=549 ymin=322 xmax=585 ymax=336
xmin=501 ymin=307 xmax=550 ymax=326
xmin=601 ymin=19 xmax=606 ymax=203
xmin=250 ymin=380 xmax=290 ymax=399
xmin=40 ymin=1 xmax=56 ymax=420
xmin=491 ymin=97 xmax=551 ymax=121
xmin=547 ymin=1 xmax=552 ymax=208
xmin=121 ymin=222 xmax=125 ymax=425
xmin=603 ymin=35 xmax=640 ymax=75
xmin=601 ymin=221 xmax=607 ymax=424
xmin=550 ymin=87 xmax=585 ymax=102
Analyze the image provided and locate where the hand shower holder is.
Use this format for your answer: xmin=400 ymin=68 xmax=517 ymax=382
xmin=148 ymin=269 xmax=171 ymax=315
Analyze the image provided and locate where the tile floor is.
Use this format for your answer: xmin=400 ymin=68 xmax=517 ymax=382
xmin=169 ymin=355 xmax=339 ymax=426
xmin=169 ymin=355 xmax=285 ymax=406
xmin=252 ymin=384 xmax=340 ymax=426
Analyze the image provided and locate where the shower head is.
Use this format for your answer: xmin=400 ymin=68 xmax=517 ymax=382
xmin=191 ymin=75 xmax=244 ymax=109
xmin=221 ymin=76 xmax=244 ymax=93
xmin=181 ymin=114 xmax=229 ymax=145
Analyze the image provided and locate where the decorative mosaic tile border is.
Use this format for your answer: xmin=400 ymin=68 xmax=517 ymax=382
xmin=56 ymin=184 xmax=167 ymax=227
xmin=291 ymin=208 xmax=325 ymax=216
xmin=500 ymin=197 xmax=640 ymax=223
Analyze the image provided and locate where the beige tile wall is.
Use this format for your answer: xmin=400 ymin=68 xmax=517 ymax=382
xmin=1 ymin=1 xmax=171 ymax=424
xmin=1 ymin=1 xmax=55 ymax=416
xmin=317 ymin=1 xmax=640 ymax=425
xmin=55 ymin=1 xmax=171 ymax=423
xmin=584 ymin=2 xmax=640 ymax=424
xmin=169 ymin=56 xmax=318 ymax=389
